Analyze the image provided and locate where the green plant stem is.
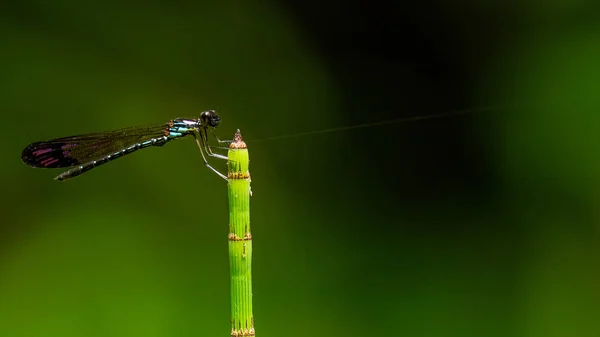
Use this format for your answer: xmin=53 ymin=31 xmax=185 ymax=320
xmin=227 ymin=130 xmax=254 ymax=337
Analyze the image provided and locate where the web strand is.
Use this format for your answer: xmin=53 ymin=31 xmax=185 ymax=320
xmin=247 ymin=106 xmax=497 ymax=143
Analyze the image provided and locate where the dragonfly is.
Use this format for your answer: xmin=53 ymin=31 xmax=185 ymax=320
xmin=21 ymin=110 xmax=231 ymax=181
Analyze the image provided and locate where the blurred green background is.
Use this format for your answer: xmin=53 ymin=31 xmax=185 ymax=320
xmin=2 ymin=1 xmax=600 ymax=337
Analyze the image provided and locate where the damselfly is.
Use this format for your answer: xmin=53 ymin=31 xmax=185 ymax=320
xmin=21 ymin=110 xmax=230 ymax=181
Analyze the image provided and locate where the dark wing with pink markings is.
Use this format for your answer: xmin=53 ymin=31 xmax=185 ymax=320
xmin=21 ymin=124 xmax=169 ymax=168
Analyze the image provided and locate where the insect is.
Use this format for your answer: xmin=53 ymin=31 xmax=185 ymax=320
xmin=21 ymin=110 xmax=230 ymax=181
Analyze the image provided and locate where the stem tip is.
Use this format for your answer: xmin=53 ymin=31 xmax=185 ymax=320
xmin=230 ymin=129 xmax=247 ymax=149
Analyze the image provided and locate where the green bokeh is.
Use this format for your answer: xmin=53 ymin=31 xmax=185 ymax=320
xmin=2 ymin=2 xmax=599 ymax=337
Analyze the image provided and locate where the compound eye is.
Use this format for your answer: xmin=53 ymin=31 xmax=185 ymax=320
xmin=200 ymin=111 xmax=210 ymax=123
xmin=200 ymin=110 xmax=220 ymax=127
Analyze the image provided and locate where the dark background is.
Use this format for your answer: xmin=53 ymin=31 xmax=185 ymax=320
xmin=2 ymin=1 xmax=600 ymax=336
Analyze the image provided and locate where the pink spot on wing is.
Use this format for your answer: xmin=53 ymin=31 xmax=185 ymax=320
xmin=61 ymin=143 xmax=77 ymax=150
xmin=40 ymin=157 xmax=59 ymax=167
xmin=32 ymin=148 xmax=53 ymax=156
